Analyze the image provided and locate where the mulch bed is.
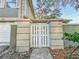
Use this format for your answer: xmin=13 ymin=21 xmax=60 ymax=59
xmin=49 ymin=48 xmax=76 ymax=59
xmin=29 ymin=48 xmax=79 ymax=59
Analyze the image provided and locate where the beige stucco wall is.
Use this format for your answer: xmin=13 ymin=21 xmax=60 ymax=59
xmin=16 ymin=21 xmax=30 ymax=52
xmin=0 ymin=0 xmax=34 ymax=20
xmin=50 ymin=20 xmax=64 ymax=49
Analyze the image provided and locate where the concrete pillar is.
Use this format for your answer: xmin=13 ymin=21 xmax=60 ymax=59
xmin=50 ymin=20 xmax=64 ymax=49
xmin=16 ymin=20 xmax=30 ymax=52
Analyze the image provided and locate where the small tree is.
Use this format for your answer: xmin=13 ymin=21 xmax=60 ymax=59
xmin=63 ymin=32 xmax=79 ymax=59
xmin=35 ymin=0 xmax=62 ymax=19
xmin=64 ymin=32 xmax=79 ymax=43
xmin=35 ymin=0 xmax=79 ymax=19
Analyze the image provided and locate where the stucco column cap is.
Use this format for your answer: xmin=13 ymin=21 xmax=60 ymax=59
xmin=30 ymin=18 xmax=71 ymax=23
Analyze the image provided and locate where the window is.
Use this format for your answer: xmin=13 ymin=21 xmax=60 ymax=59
xmin=6 ymin=0 xmax=18 ymax=8
xmin=0 ymin=0 xmax=19 ymax=17
xmin=0 ymin=0 xmax=19 ymax=8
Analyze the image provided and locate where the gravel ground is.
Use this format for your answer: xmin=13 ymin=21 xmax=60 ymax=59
xmin=0 ymin=46 xmax=9 ymax=54
xmin=0 ymin=48 xmax=29 ymax=59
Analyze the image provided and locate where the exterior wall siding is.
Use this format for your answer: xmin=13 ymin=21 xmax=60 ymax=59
xmin=0 ymin=0 xmax=34 ymax=20
xmin=19 ymin=0 xmax=34 ymax=19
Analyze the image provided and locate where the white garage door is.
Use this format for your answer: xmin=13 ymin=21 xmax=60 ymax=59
xmin=0 ymin=24 xmax=11 ymax=46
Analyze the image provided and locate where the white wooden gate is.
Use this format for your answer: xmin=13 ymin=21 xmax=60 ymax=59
xmin=30 ymin=23 xmax=50 ymax=48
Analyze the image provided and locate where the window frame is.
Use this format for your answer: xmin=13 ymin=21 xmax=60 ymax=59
xmin=7 ymin=0 xmax=18 ymax=8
